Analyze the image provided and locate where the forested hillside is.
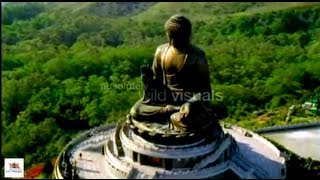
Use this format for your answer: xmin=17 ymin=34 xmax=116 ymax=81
xmin=2 ymin=2 xmax=320 ymax=172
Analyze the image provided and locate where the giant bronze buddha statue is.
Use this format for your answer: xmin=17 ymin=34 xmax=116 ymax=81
xmin=129 ymin=14 xmax=219 ymax=133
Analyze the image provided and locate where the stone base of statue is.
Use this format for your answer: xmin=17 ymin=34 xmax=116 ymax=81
xmin=54 ymin=118 xmax=286 ymax=179
xmin=101 ymin=119 xmax=285 ymax=179
xmin=106 ymin=119 xmax=238 ymax=178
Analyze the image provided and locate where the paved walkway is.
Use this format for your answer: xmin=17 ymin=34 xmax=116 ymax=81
xmin=263 ymin=127 xmax=320 ymax=161
xmin=69 ymin=138 xmax=111 ymax=178
xmin=224 ymin=129 xmax=284 ymax=179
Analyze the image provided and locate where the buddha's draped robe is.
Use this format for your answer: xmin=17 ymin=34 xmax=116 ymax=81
xmin=130 ymin=43 xmax=212 ymax=130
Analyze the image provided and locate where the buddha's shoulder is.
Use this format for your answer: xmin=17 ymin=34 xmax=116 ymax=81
xmin=155 ymin=43 xmax=206 ymax=57
xmin=189 ymin=45 xmax=206 ymax=57
xmin=156 ymin=43 xmax=170 ymax=52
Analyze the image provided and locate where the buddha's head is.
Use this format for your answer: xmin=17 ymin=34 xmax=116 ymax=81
xmin=164 ymin=14 xmax=192 ymax=49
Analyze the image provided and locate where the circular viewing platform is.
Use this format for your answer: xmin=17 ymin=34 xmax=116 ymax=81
xmin=54 ymin=122 xmax=286 ymax=179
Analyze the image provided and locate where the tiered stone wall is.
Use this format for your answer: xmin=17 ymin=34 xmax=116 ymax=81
xmin=55 ymin=122 xmax=288 ymax=179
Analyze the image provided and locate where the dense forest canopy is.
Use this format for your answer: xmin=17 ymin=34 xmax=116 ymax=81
xmin=1 ymin=2 xmax=320 ymax=171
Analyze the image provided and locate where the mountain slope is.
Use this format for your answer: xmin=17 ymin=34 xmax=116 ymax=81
xmin=132 ymin=2 xmax=320 ymax=22
xmin=49 ymin=2 xmax=157 ymax=17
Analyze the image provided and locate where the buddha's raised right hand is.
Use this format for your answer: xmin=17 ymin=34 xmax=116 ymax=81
xmin=140 ymin=64 xmax=153 ymax=85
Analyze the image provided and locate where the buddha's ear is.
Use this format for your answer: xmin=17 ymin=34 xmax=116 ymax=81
xmin=170 ymin=39 xmax=174 ymax=46
xmin=166 ymin=32 xmax=173 ymax=45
